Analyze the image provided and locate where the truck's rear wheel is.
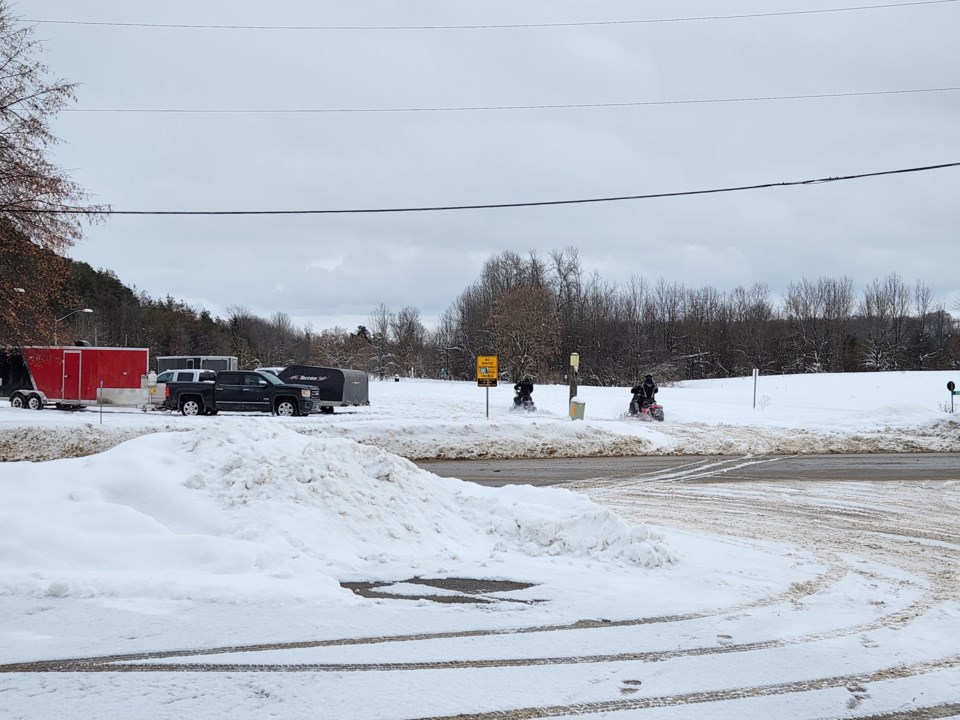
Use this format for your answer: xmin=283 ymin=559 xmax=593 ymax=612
xmin=275 ymin=399 xmax=298 ymax=417
xmin=10 ymin=393 xmax=25 ymax=409
xmin=181 ymin=399 xmax=203 ymax=416
xmin=26 ymin=394 xmax=43 ymax=410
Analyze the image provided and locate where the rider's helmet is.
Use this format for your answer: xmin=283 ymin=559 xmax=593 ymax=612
xmin=645 ymin=374 xmax=653 ymax=380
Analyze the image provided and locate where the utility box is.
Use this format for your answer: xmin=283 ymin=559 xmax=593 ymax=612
xmin=570 ymin=400 xmax=585 ymax=420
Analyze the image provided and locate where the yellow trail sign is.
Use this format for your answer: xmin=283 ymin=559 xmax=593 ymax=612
xmin=476 ymin=355 xmax=498 ymax=387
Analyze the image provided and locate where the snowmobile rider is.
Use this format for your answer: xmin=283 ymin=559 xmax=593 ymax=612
xmin=630 ymin=374 xmax=658 ymax=414
xmin=514 ymin=375 xmax=534 ymax=406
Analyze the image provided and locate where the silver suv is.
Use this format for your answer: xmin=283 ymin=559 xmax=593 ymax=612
xmin=149 ymin=369 xmax=217 ymax=406
xmin=156 ymin=369 xmax=217 ymax=384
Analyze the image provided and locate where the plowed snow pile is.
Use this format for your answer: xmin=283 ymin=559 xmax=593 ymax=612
xmin=0 ymin=422 xmax=673 ymax=601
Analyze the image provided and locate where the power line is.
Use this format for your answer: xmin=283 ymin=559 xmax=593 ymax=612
xmin=15 ymin=162 xmax=960 ymax=216
xmin=24 ymin=0 xmax=959 ymax=31
xmin=63 ymin=86 xmax=960 ymax=115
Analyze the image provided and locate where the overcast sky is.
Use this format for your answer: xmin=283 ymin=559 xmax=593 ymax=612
xmin=17 ymin=0 xmax=960 ymax=331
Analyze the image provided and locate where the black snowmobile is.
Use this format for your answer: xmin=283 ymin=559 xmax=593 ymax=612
xmin=511 ymin=389 xmax=537 ymax=412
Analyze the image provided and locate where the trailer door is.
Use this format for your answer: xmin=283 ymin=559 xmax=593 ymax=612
xmin=62 ymin=350 xmax=81 ymax=402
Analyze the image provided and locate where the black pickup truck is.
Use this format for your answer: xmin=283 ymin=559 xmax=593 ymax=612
xmin=164 ymin=370 xmax=316 ymax=416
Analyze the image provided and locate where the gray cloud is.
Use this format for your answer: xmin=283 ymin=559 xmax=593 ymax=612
xmin=26 ymin=0 xmax=960 ymax=327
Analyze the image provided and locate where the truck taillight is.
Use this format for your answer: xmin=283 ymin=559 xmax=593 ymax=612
xmin=165 ymin=386 xmax=170 ymax=398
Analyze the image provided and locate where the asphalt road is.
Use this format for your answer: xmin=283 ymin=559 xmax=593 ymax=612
xmin=416 ymin=453 xmax=960 ymax=486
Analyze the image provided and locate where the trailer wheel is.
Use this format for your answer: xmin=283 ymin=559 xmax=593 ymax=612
xmin=10 ymin=393 xmax=25 ymax=409
xmin=180 ymin=398 xmax=203 ymax=416
xmin=26 ymin=394 xmax=43 ymax=410
xmin=275 ymin=399 xmax=298 ymax=417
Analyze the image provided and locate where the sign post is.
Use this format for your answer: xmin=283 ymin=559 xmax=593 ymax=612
xmin=753 ymin=368 xmax=759 ymax=409
xmin=476 ymin=356 xmax=498 ymax=419
xmin=949 ymin=381 xmax=956 ymax=413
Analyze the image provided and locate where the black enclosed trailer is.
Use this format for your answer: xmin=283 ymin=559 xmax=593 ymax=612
xmin=273 ymin=365 xmax=369 ymax=413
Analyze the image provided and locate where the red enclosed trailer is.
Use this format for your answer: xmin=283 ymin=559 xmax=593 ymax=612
xmin=3 ymin=346 xmax=150 ymax=410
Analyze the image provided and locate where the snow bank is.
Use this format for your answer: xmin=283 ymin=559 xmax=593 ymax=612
xmin=1 ymin=370 xmax=958 ymax=462
xmin=0 ymin=422 xmax=673 ymax=601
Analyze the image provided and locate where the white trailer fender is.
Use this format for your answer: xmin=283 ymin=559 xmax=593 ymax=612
xmin=10 ymin=389 xmax=47 ymax=410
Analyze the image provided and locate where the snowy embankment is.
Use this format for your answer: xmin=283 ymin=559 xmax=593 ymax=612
xmin=1 ymin=370 xmax=957 ymax=461
xmin=0 ymin=422 xmax=674 ymax=603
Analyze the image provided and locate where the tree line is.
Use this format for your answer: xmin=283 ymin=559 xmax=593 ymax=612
xmin=4 ymin=244 xmax=956 ymax=386
xmin=432 ymin=249 xmax=958 ymax=385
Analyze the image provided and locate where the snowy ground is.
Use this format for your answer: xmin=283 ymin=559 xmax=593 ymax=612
xmin=1 ymin=370 xmax=959 ymax=461
xmin=1 ymin=371 xmax=959 ymax=718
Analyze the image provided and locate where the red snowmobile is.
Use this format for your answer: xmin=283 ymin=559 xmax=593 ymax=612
xmin=625 ymin=395 xmax=665 ymax=422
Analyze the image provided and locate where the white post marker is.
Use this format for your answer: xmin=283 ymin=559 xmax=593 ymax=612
xmin=753 ymin=368 xmax=759 ymax=409
xmin=569 ymin=352 xmax=580 ymax=418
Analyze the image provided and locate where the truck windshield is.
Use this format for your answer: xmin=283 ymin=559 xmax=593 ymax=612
xmin=258 ymin=372 xmax=284 ymax=385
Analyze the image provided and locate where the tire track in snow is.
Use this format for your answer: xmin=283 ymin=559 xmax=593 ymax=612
xmin=408 ymin=659 xmax=960 ymax=718
xmin=3 ymin=474 xmax=957 ymax=719
xmin=583 ymin=454 xmax=789 ymax=493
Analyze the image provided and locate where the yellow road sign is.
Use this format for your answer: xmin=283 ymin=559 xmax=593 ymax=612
xmin=476 ymin=355 xmax=498 ymax=387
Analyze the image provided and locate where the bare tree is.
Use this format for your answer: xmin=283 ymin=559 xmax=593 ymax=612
xmin=578 ymin=272 xmax=623 ymax=385
xmin=485 ymin=284 xmax=559 ymax=381
xmin=648 ymin=278 xmax=684 ymax=370
xmin=0 ymin=222 xmax=73 ymax=343
xmin=821 ymin=276 xmax=855 ymax=372
xmin=391 ymin=306 xmax=427 ymax=378
xmin=267 ymin=311 xmax=299 ymax=366
xmin=548 ymin=247 xmax=584 ymax=369
xmin=681 ymin=285 xmax=733 ymax=378
xmin=860 ymin=274 xmax=910 ymax=370
xmin=911 ymin=280 xmax=937 ymax=369
xmin=730 ymin=282 xmax=776 ymax=374
xmin=0 ymin=5 xmax=107 ymax=343
xmin=785 ymin=276 xmax=853 ymax=372
xmin=222 ymin=306 xmax=259 ymax=368
xmin=430 ymin=308 xmax=463 ymax=379
xmin=368 ymin=302 xmax=394 ymax=379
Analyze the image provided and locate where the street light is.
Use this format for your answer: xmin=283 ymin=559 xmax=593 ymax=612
xmin=54 ymin=308 xmax=93 ymax=345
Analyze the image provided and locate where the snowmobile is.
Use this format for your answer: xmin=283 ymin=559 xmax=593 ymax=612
xmin=624 ymin=395 xmax=664 ymax=422
xmin=511 ymin=390 xmax=537 ymax=412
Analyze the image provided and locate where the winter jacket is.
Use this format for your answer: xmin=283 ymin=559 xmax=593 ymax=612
xmin=515 ymin=379 xmax=534 ymax=396
xmin=632 ymin=378 xmax=658 ymax=399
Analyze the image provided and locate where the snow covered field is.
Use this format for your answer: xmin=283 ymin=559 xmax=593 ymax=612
xmin=0 ymin=371 xmax=958 ymax=718
xmin=1 ymin=370 xmax=959 ymax=461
